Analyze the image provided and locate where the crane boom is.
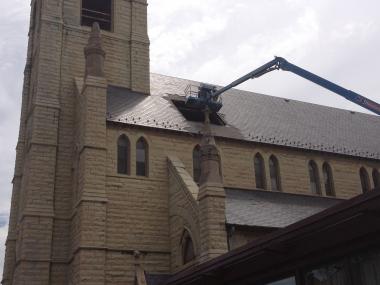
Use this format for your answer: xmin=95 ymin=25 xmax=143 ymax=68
xmin=185 ymin=57 xmax=380 ymax=115
xmin=278 ymin=57 xmax=380 ymax=115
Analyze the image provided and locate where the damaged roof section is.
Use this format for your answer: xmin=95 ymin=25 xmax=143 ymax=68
xmin=107 ymin=73 xmax=380 ymax=160
xmin=225 ymin=188 xmax=342 ymax=228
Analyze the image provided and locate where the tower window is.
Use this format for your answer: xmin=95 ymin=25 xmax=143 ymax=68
xmin=254 ymin=153 xmax=266 ymax=190
xmin=373 ymin=169 xmax=380 ymax=189
xmin=81 ymin=0 xmax=112 ymax=31
xmin=308 ymin=161 xmax=321 ymax=195
xmin=269 ymin=155 xmax=281 ymax=191
xmin=136 ymin=137 xmax=148 ymax=177
xmin=360 ymin=167 xmax=370 ymax=193
xmin=322 ymin=163 xmax=335 ymax=197
xmin=117 ymin=135 xmax=130 ymax=175
xmin=193 ymin=145 xmax=201 ymax=184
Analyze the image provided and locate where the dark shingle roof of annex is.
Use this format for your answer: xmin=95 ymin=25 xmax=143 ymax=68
xmin=107 ymin=73 xmax=380 ymax=160
xmin=225 ymin=188 xmax=342 ymax=228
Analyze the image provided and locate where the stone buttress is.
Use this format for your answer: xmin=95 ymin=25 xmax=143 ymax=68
xmin=197 ymin=113 xmax=229 ymax=262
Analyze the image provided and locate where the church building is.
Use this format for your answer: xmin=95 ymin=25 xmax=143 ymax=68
xmin=2 ymin=0 xmax=380 ymax=284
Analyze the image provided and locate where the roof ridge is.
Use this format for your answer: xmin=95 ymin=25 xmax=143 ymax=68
xmin=150 ymin=73 xmax=380 ymax=119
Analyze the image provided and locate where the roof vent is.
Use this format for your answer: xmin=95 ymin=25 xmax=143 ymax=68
xmin=172 ymin=100 xmax=225 ymax=126
xmin=284 ymin=99 xmax=290 ymax=103
xmin=350 ymin=110 xmax=356 ymax=114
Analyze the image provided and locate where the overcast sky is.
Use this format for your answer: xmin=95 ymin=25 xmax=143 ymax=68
xmin=0 ymin=0 xmax=380 ymax=275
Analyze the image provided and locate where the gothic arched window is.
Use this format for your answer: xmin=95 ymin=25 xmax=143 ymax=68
xmin=254 ymin=153 xmax=266 ymax=189
xmin=308 ymin=161 xmax=321 ymax=195
xmin=269 ymin=155 xmax=281 ymax=191
xmin=360 ymin=167 xmax=370 ymax=193
xmin=323 ymin=163 xmax=335 ymax=197
xmin=136 ymin=137 xmax=148 ymax=177
xmin=373 ymin=169 xmax=380 ymax=189
xmin=117 ymin=135 xmax=130 ymax=175
xmin=181 ymin=230 xmax=195 ymax=265
xmin=193 ymin=145 xmax=201 ymax=183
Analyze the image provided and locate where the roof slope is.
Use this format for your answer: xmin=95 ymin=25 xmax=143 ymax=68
xmin=225 ymin=188 xmax=342 ymax=228
xmin=107 ymin=73 xmax=380 ymax=160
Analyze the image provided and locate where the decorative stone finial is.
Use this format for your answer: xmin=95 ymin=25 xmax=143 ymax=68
xmin=84 ymin=22 xmax=106 ymax=77
xmin=199 ymin=109 xmax=223 ymax=186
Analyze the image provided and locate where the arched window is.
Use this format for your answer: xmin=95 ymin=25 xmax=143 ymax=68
xmin=322 ymin=163 xmax=335 ymax=197
xmin=360 ymin=168 xmax=370 ymax=193
xmin=193 ymin=145 xmax=201 ymax=183
xmin=181 ymin=230 xmax=195 ymax=264
xmin=254 ymin=153 xmax=266 ymax=189
xmin=136 ymin=137 xmax=148 ymax=176
xmin=117 ymin=135 xmax=130 ymax=174
xmin=269 ymin=155 xmax=281 ymax=191
xmin=373 ymin=169 xmax=380 ymax=189
xmin=308 ymin=161 xmax=321 ymax=195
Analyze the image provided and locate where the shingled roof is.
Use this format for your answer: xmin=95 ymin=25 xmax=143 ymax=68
xmin=225 ymin=188 xmax=342 ymax=228
xmin=107 ymin=73 xmax=380 ymax=160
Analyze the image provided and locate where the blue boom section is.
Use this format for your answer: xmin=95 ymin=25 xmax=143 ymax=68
xmin=277 ymin=57 xmax=380 ymax=115
xmin=186 ymin=57 xmax=380 ymax=115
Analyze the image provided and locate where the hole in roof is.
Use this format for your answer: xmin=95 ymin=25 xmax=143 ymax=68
xmin=172 ymin=100 xmax=226 ymax=126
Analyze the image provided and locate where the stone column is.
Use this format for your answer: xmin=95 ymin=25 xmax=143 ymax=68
xmin=71 ymin=23 xmax=108 ymax=285
xmin=130 ymin=0 xmax=150 ymax=94
xmin=197 ymin=112 xmax=228 ymax=262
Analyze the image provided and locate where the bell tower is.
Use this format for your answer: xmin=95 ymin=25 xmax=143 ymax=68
xmin=2 ymin=0 xmax=150 ymax=284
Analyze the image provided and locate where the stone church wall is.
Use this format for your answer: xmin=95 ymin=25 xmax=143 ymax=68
xmin=105 ymin=124 xmax=380 ymax=278
xmin=107 ymin=125 xmax=379 ymax=198
xmin=167 ymin=156 xmax=200 ymax=272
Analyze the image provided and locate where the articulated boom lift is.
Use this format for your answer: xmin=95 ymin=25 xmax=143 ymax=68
xmin=185 ymin=57 xmax=380 ymax=115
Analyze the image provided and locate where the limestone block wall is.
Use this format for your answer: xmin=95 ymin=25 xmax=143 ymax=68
xmin=217 ymin=139 xmax=380 ymax=198
xmin=105 ymin=124 xmax=380 ymax=280
xmin=107 ymin=125 xmax=379 ymax=199
xmin=70 ymin=74 xmax=109 ymax=285
xmin=62 ymin=0 xmax=150 ymax=93
xmin=4 ymin=0 xmax=152 ymax=283
xmin=105 ymin=126 xmax=205 ymax=282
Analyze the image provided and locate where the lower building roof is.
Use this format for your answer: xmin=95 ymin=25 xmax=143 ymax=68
xmin=225 ymin=188 xmax=342 ymax=228
xmin=162 ymin=189 xmax=380 ymax=285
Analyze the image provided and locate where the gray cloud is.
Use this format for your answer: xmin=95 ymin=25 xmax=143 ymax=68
xmin=0 ymin=0 xmax=379 ymax=276
xmin=150 ymin=0 xmax=380 ymax=113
